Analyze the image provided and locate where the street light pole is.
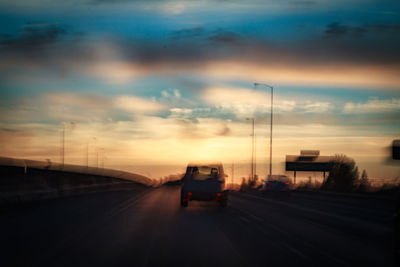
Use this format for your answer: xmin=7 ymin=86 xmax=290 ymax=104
xmin=87 ymin=137 xmax=96 ymax=170
xmin=254 ymin=83 xmax=274 ymax=179
xmin=246 ymin=117 xmax=255 ymax=181
xmin=60 ymin=121 xmax=75 ymax=170
xmin=99 ymin=148 xmax=105 ymax=169
xmin=231 ymin=161 xmax=234 ymax=188
xmin=86 ymin=141 xmax=89 ymax=170
xmin=61 ymin=124 xmax=65 ymax=169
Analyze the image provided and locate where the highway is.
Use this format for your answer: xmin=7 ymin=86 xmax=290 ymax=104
xmin=1 ymin=186 xmax=396 ymax=267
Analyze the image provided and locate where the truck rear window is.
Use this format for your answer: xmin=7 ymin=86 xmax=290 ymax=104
xmin=191 ymin=166 xmax=219 ymax=180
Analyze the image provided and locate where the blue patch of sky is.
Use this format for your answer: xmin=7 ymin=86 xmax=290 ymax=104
xmin=211 ymin=79 xmax=400 ymax=103
xmin=275 ymin=85 xmax=400 ymax=102
xmin=0 ymin=13 xmax=27 ymax=35
xmin=0 ymin=70 xmax=204 ymax=100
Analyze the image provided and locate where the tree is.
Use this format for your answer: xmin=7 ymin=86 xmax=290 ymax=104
xmin=240 ymin=177 xmax=248 ymax=191
xmin=248 ymin=174 xmax=259 ymax=188
xmin=358 ymin=169 xmax=370 ymax=192
xmin=322 ymin=154 xmax=359 ymax=191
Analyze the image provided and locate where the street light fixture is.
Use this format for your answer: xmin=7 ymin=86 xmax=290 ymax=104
xmin=254 ymin=83 xmax=274 ymax=179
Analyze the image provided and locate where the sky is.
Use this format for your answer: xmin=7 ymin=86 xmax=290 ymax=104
xmin=0 ymin=0 xmax=399 ymax=182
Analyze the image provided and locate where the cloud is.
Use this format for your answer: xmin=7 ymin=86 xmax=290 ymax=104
xmin=85 ymin=61 xmax=141 ymax=84
xmin=203 ymin=86 xmax=266 ymax=105
xmin=202 ymin=86 xmax=298 ymax=117
xmin=302 ymin=101 xmax=333 ymax=113
xmin=162 ymin=89 xmax=181 ymax=99
xmin=170 ymin=27 xmax=204 ymax=40
xmin=365 ymin=24 xmax=400 ymax=34
xmin=1 ymin=18 xmax=400 ymax=88
xmin=161 ymin=91 xmax=170 ymax=98
xmin=343 ymin=98 xmax=400 ymax=114
xmin=289 ymin=1 xmax=316 ymax=8
xmin=45 ymin=92 xmax=109 ymax=110
xmin=173 ymin=89 xmax=181 ymax=98
xmin=323 ymin=22 xmax=400 ymax=39
xmin=324 ymin=22 xmax=366 ymax=38
xmin=1 ymin=92 xmax=167 ymax=124
xmin=169 ymin=108 xmax=193 ymax=118
xmin=113 ymin=95 xmax=165 ymax=114
xmin=208 ymin=31 xmax=242 ymax=44
xmin=201 ymin=86 xmax=339 ymax=119
xmin=0 ymin=22 xmax=67 ymax=50
xmin=90 ymin=0 xmax=142 ymax=4
xmin=201 ymin=61 xmax=400 ymax=89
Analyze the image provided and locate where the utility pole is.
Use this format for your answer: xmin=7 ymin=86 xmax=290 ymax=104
xmin=100 ymin=148 xmax=105 ymax=169
xmin=231 ymin=161 xmax=234 ymax=188
xmin=254 ymin=83 xmax=274 ymax=179
xmin=247 ymin=118 xmax=255 ymax=182
xmin=61 ymin=123 xmax=65 ymax=169
xmin=86 ymin=141 xmax=89 ymax=170
xmin=92 ymin=137 xmax=97 ymax=169
xmin=254 ymin=132 xmax=257 ymax=182
xmin=60 ymin=121 xmax=76 ymax=170
xmin=269 ymin=86 xmax=273 ymax=178
xmin=252 ymin=118 xmax=255 ymax=182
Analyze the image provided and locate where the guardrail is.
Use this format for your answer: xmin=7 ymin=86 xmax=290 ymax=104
xmin=0 ymin=156 xmax=153 ymax=186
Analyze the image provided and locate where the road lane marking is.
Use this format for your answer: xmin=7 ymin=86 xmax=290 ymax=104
xmin=239 ymin=216 xmax=250 ymax=223
xmin=231 ymin=196 xmax=352 ymax=266
xmin=235 ymin=207 xmax=264 ymax=222
xmin=104 ymin=189 xmax=152 ymax=218
xmin=231 ymin=192 xmax=392 ymax=233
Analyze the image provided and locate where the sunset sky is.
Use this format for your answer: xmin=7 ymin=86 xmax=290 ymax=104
xmin=0 ymin=0 xmax=399 ymax=181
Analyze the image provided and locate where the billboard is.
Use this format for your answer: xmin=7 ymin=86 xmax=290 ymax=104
xmin=285 ymin=154 xmax=333 ymax=172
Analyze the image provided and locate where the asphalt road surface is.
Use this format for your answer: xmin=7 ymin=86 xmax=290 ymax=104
xmin=1 ymin=186 xmax=396 ymax=267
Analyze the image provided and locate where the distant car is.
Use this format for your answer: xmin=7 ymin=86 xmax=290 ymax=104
xmin=181 ymin=163 xmax=228 ymax=207
xmin=262 ymin=175 xmax=291 ymax=195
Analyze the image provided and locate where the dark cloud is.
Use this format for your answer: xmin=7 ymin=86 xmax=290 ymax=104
xmin=1 ymin=21 xmax=400 ymax=79
xmin=0 ymin=127 xmax=21 ymax=133
xmin=98 ymin=23 xmax=400 ymax=67
xmin=289 ymin=0 xmax=316 ymax=8
xmin=208 ymin=31 xmax=241 ymax=44
xmin=366 ymin=24 xmax=400 ymax=33
xmin=0 ymin=34 xmax=12 ymax=40
xmin=170 ymin=27 xmax=204 ymax=40
xmin=89 ymin=0 xmax=161 ymax=4
xmin=0 ymin=22 xmax=96 ymax=76
xmin=217 ymin=124 xmax=231 ymax=136
xmin=0 ymin=22 xmax=67 ymax=49
xmin=324 ymin=22 xmax=367 ymax=38
xmin=324 ymin=22 xmax=400 ymax=39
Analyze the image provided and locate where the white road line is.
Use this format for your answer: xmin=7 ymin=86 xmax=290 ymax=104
xmin=239 ymin=216 xmax=250 ymax=223
xmin=231 ymin=192 xmax=391 ymax=233
xmin=231 ymin=196 xmax=352 ymax=266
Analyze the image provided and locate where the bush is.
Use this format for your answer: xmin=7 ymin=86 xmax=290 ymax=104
xmin=322 ymin=154 xmax=359 ymax=191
